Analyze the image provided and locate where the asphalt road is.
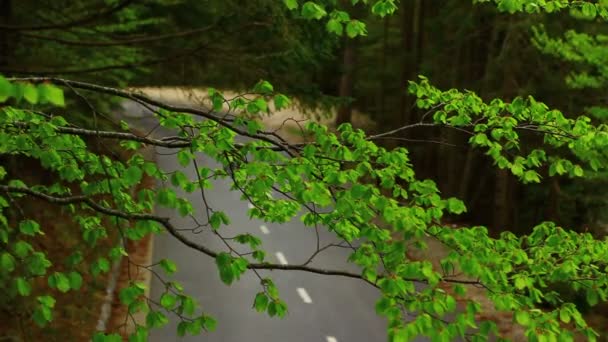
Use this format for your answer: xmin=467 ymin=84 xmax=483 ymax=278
xmin=117 ymin=103 xmax=424 ymax=342
xmin=149 ymin=152 xmax=388 ymax=341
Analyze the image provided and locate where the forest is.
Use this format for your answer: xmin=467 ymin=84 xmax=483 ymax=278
xmin=0 ymin=0 xmax=608 ymax=341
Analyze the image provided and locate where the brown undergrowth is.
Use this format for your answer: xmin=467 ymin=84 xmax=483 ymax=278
xmin=401 ymin=225 xmax=608 ymax=341
xmin=0 ymin=134 xmax=155 ymax=341
xmin=106 ymin=166 xmax=156 ymax=338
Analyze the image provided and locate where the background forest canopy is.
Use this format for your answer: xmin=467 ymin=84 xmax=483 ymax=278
xmin=1 ymin=0 xmax=608 ymax=341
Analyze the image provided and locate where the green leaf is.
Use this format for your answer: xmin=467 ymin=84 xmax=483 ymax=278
xmin=159 ymin=259 xmax=178 ymax=275
xmin=252 ymin=250 xmax=265 ymax=262
xmin=515 ymin=310 xmax=531 ymax=326
xmin=19 ymin=220 xmax=42 ymax=236
xmin=109 ymin=246 xmax=128 ymax=261
xmin=124 ymin=166 xmax=143 ymax=185
xmin=301 ymin=2 xmax=327 ymax=20
xmin=160 ymin=293 xmax=178 ymax=309
xmin=119 ymin=284 xmax=145 ymax=306
xmin=253 ymin=292 xmax=269 ymax=312
xmin=0 ymin=252 xmax=15 ymax=273
xmin=246 ymin=119 xmax=262 ymax=135
xmin=177 ymin=322 xmax=189 ymax=337
xmin=146 ymin=311 xmax=169 ymax=328
xmin=15 ymin=277 xmax=32 ymax=296
xmin=523 ymin=170 xmax=541 ymax=183
xmin=121 ymin=140 xmax=141 ymax=150
xmin=209 ymin=211 xmax=230 ymax=230
xmin=235 ymin=233 xmax=262 ymax=249
xmin=326 ymin=19 xmax=343 ymax=35
xmin=128 ymin=327 xmax=148 ymax=342
xmin=180 ymin=295 xmax=197 ymax=316
xmin=98 ymin=257 xmax=110 ymax=272
xmin=283 ymin=0 xmax=298 ymax=10
xmin=177 ymin=150 xmax=193 ymax=167
xmin=93 ymin=333 xmax=123 ymax=342
xmin=256 ymin=98 xmax=268 ymax=113
xmin=209 ymin=89 xmax=224 ymax=111
xmin=371 ymin=0 xmax=398 ymax=17
xmin=346 ymin=20 xmax=367 ymax=38
xmin=498 ymin=0 xmax=521 ymax=13
xmin=23 ymin=84 xmax=39 ymax=104
xmin=0 ymin=75 xmax=14 ymax=102
xmin=559 ymin=307 xmax=571 ymax=323
xmin=267 ymin=300 xmax=287 ymax=318
xmin=68 ymin=271 xmax=83 ymax=290
xmin=38 ymin=295 xmax=56 ymax=307
xmin=201 ymin=315 xmax=217 ymax=331
xmin=216 ymin=252 xmax=235 ymax=285
xmin=514 ymin=276 xmax=527 ymax=290
xmin=27 ymin=252 xmax=51 ymax=275
xmin=274 ymin=94 xmax=291 ymax=110
xmin=453 ymin=284 xmax=467 ymax=296
xmin=157 ymin=188 xmax=177 ymax=207
xmin=254 ymin=80 xmax=274 ymax=94
xmin=32 ymin=305 xmax=53 ymax=327
xmin=38 ymin=84 xmax=65 ymax=107
xmin=120 ymin=120 xmax=130 ymax=130
xmin=128 ymin=299 xmax=148 ymax=315
xmin=586 ymin=289 xmax=599 ymax=306
xmin=446 ymin=198 xmax=466 ymax=214
xmin=392 ymin=328 xmax=408 ymax=342
xmin=48 ymin=272 xmax=71 ymax=293
xmin=184 ymin=320 xmax=203 ymax=336
xmin=582 ymin=3 xmax=597 ymax=18
xmin=92 ymin=257 xmax=111 ymax=277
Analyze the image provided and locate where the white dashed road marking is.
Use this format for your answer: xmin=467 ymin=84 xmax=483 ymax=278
xmin=296 ymin=287 xmax=312 ymax=303
xmin=259 ymin=225 xmax=270 ymax=235
xmin=275 ymin=252 xmax=288 ymax=265
xmin=326 ymin=337 xmax=338 ymax=342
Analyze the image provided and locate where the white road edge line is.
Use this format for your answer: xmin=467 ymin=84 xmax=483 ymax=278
xmin=275 ymin=251 xmax=288 ymax=265
xmin=296 ymin=287 xmax=312 ymax=304
xmin=259 ymin=225 xmax=270 ymax=235
xmin=326 ymin=337 xmax=338 ymax=342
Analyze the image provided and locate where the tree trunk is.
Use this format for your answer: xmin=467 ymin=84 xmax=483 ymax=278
xmin=0 ymin=0 xmax=11 ymax=69
xmin=493 ymin=168 xmax=511 ymax=230
xmin=458 ymin=149 xmax=476 ymax=201
xmin=378 ymin=16 xmax=390 ymax=118
xmin=398 ymin=2 xmax=413 ymax=127
xmin=545 ymin=177 xmax=561 ymax=223
xmin=399 ymin=0 xmax=423 ymax=126
xmin=336 ymin=36 xmax=356 ymax=126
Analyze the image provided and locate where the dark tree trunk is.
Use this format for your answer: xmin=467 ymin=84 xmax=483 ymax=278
xmin=398 ymin=2 xmax=413 ymax=128
xmin=399 ymin=0 xmax=423 ymax=127
xmin=336 ymin=36 xmax=357 ymax=126
xmin=545 ymin=177 xmax=561 ymax=223
xmin=378 ymin=16 xmax=390 ymax=118
xmin=493 ymin=168 xmax=511 ymax=230
xmin=0 ymin=0 xmax=12 ymax=69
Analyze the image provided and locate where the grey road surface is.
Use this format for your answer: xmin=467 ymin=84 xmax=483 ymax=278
xmin=117 ymin=105 xmax=426 ymax=342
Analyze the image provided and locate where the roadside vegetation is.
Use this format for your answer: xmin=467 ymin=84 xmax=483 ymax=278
xmin=1 ymin=1 xmax=608 ymax=341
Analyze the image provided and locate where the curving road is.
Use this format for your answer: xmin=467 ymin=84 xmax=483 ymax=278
xmin=117 ymin=101 xmax=425 ymax=342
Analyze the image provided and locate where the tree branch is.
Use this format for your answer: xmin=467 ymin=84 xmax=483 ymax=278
xmin=0 ymin=185 xmax=369 ymax=283
xmin=20 ymin=24 xmax=219 ymax=47
xmin=0 ymin=42 xmax=212 ymax=75
xmin=0 ymin=0 xmax=135 ymax=31
xmin=9 ymin=77 xmax=301 ymax=156
xmin=0 ymin=184 xmax=489 ymax=289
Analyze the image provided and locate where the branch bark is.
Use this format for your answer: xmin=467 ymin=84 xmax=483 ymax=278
xmin=0 ymin=0 xmax=135 ymax=31
xmin=0 ymin=184 xmax=484 ymax=288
